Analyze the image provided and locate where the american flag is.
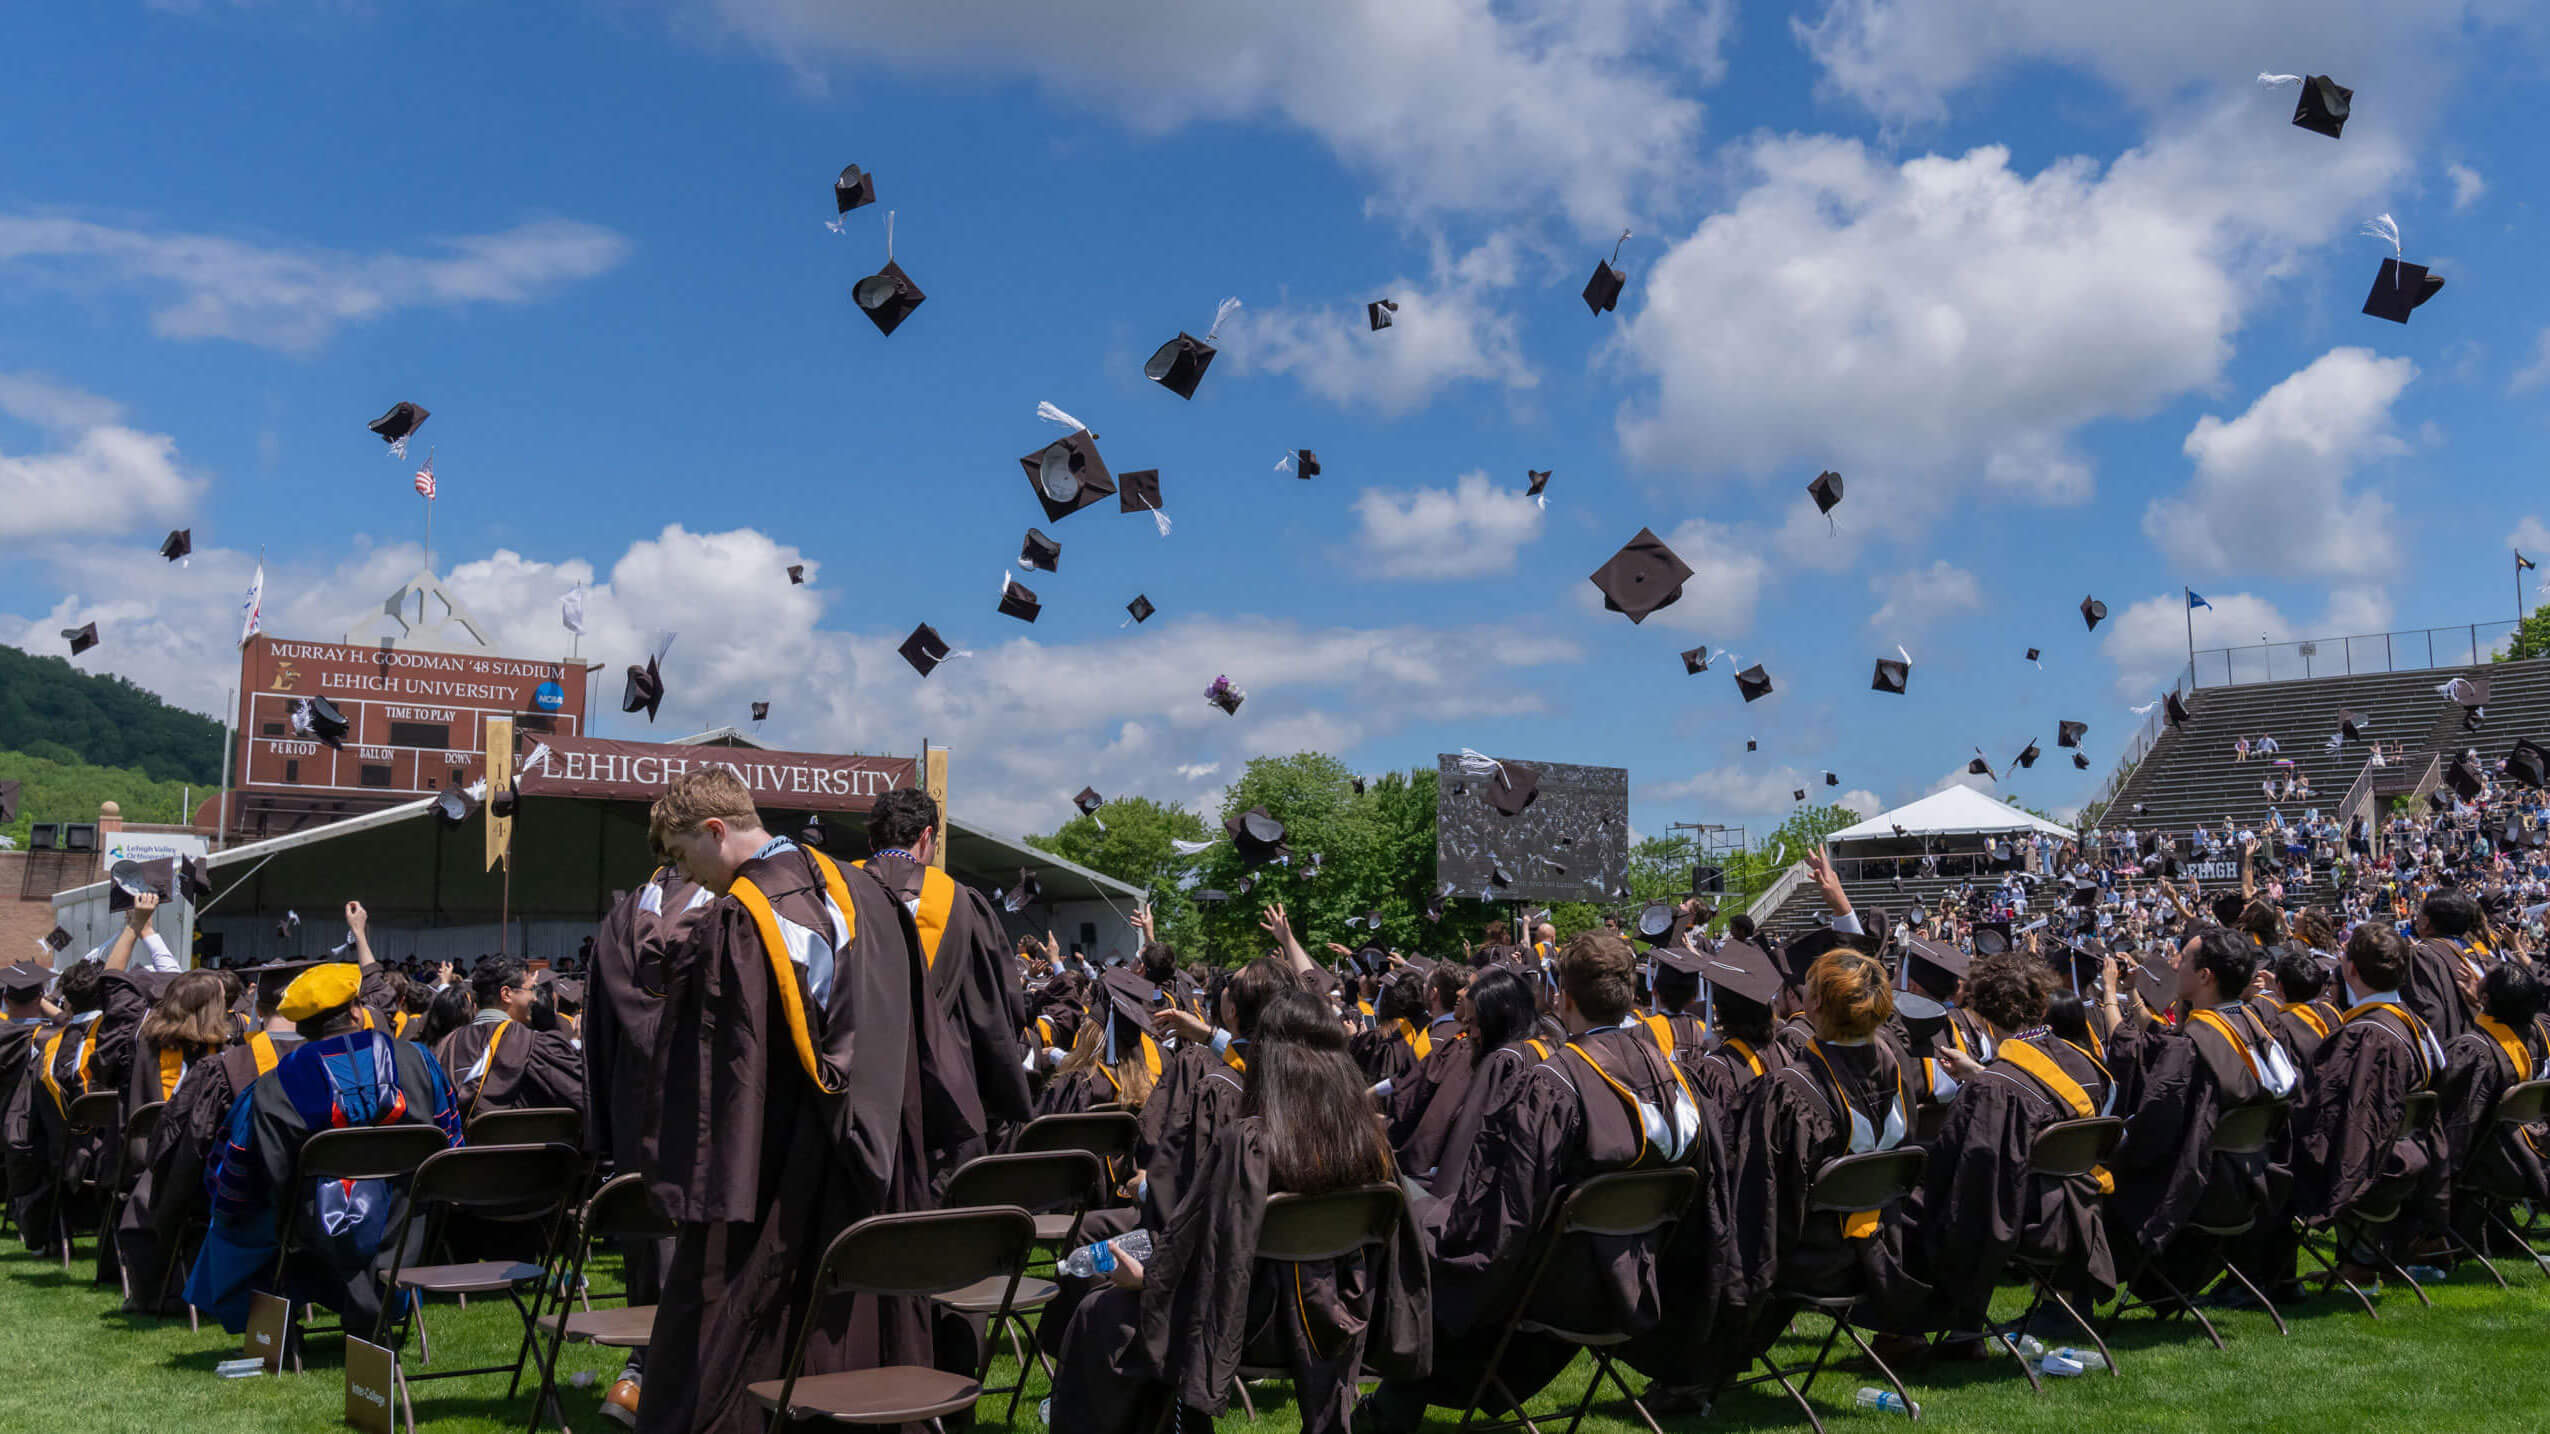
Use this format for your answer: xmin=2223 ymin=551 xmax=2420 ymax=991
xmin=413 ymin=456 xmax=436 ymax=500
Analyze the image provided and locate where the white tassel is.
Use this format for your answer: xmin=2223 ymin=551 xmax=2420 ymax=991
xmin=1036 ymin=401 xmax=1088 ymax=434
xmin=1897 ymin=644 xmax=1912 ymax=666
xmin=2256 ymin=72 xmax=2303 ymax=87
xmin=1170 ymin=837 xmax=1217 ymax=855
xmin=2361 ymin=212 xmax=2402 ymax=257
xmin=1536 ymin=495 xmax=1548 ymax=511
xmin=885 ymin=210 xmax=894 ymax=261
xmin=653 ymin=630 xmax=679 ymax=663
xmin=1456 ymin=748 xmax=1506 ymax=782
xmin=1152 ymin=509 xmax=1172 ymax=538
xmin=1610 ymin=228 xmax=1633 ymax=264
xmin=1274 ymin=453 xmax=1295 ymax=473
xmin=2131 ymin=699 xmax=2159 ymax=716
xmin=387 ymin=436 xmax=410 ymax=459
xmin=1205 ymin=296 xmax=1243 ymax=343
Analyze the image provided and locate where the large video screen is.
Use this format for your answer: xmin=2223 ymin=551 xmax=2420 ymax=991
xmin=1433 ymin=755 xmax=1629 ymax=905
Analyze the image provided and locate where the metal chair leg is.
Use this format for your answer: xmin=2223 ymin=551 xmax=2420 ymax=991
xmin=2215 ymin=1261 xmax=2287 ymax=1337
xmin=1838 ymin=1320 xmax=1921 ymax=1420
xmin=2037 ymin=1283 xmax=2117 ymax=1376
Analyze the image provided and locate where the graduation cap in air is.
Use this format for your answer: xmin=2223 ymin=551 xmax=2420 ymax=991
xmin=2338 ymin=709 xmax=2367 ymax=742
xmin=787 ymin=564 xmax=806 ymax=585
xmin=0 ymin=779 xmax=17 ymax=824
xmin=1807 ymin=470 xmax=1843 ymax=516
xmin=1583 ymin=229 xmax=1631 ymax=314
xmin=289 ymin=694 xmax=350 ymax=749
xmin=1349 ymin=776 xmax=1367 ymax=796
xmin=2441 ymin=675 xmax=2489 ymax=729
xmin=2013 ymin=740 xmax=2042 ymax=770
xmin=1424 ymin=894 xmax=1446 ymax=923
xmin=1367 ymin=299 xmax=1398 ymax=331
xmin=1967 ymin=751 xmax=1997 ymax=779
xmin=0 ymin=961 xmax=53 ymax=1000
xmin=1631 ymin=902 xmax=1678 ymax=947
xmin=2072 ymin=752 xmax=2092 ymax=770
xmin=1022 ymin=404 xmax=1117 ymax=521
xmin=833 ymin=163 xmax=877 ymax=214
xmin=1893 ymin=990 xmax=1952 ymax=1055
xmin=1226 ymin=806 xmax=1289 ymax=866
xmin=489 ymin=780 xmax=520 ymax=821
xmin=1204 ymin=674 xmax=1244 ymax=715
xmin=2445 ymin=753 xmax=2486 ymax=801
xmin=622 ymin=657 xmax=665 ymax=720
xmin=2506 ymin=737 xmax=2550 ymax=789
xmin=1126 ymin=594 xmax=1156 ymax=625
xmin=42 ymin=926 xmax=73 ymax=954
xmin=160 ymin=529 xmax=191 ymax=565
xmin=1002 ymin=869 xmax=1042 ymax=914
xmin=1746 ymin=739 xmax=1758 ymax=752
xmin=2165 ymin=691 xmax=2190 ymax=728
xmin=2057 ymin=719 xmax=2088 ymax=748
xmin=1682 ymin=647 xmax=1711 ymax=676
xmin=1872 ymin=655 xmax=1909 ymax=694
xmin=1020 ymin=529 xmax=1062 ymax=573
xmin=899 ymin=623 xmax=955 ymax=678
xmin=998 ymin=575 xmax=1042 ymax=623
xmin=1589 ymin=527 xmax=1693 ymax=624
xmin=853 ymin=254 xmax=928 ymax=335
xmin=751 ymin=701 xmax=770 ymax=723
xmin=1790 ymin=788 xmax=1806 ymax=802
xmin=1973 ymin=922 xmax=2013 ymax=956
xmin=2025 ymin=648 xmax=2042 ymax=665
xmin=798 ymin=812 xmax=830 ymax=849
xmin=1074 ymin=787 xmax=1105 ymax=819
xmin=2280 ymin=73 xmax=2352 ymax=139
xmin=1280 ymin=449 xmax=1321 ymax=479
xmin=2080 ymin=595 xmax=2107 ymax=631
xmin=2363 ymin=257 xmax=2444 ymax=325
xmin=1118 ymin=470 xmax=1171 ymax=535
xmin=107 ymin=857 xmax=174 ymax=913
xmin=1145 ymin=298 xmax=1237 ymax=399
xmin=1483 ymin=761 xmax=1539 ymax=817
xmin=367 ymin=401 xmax=429 ymax=456
xmin=1824 ymin=771 xmax=1840 ymax=787
xmin=433 ymin=781 xmax=474 ymax=826
xmin=1732 ymin=664 xmax=1772 ymax=703
xmin=62 ymin=622 xmax=98 ymax=656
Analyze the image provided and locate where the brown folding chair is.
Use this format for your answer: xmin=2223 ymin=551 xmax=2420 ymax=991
xmin=2298 ymin=1089 xmax=2442 ymax=1317
xmin=2442 ymin=1078 xmax=2550 ymax=1283
xmin=934 ymin=1150 xmax=1105 ymax=1420
xmin=266 ymin=1124 xmax=455 ymax=1373
xmin=1216 ymin=1183 xmax=1409 ymax=1427
xmin=748 ymin=1205 xmax=1036 ymax=1432
xmin=466 ymin=1107 xmax=585 ymax=1151
xmin=1717 ymin=1147 xmax=1928 ymax=1434
xmin=1986 ymin=1115 xmax=2124 ymax=1392
xmin=1455 ymin=1166 xmax=1700 ymax=1434
xmin=526 ymin=1172 xmax=676 ymax=1434
xmin=102 ymin=1100 xmax=165 ymax=1301
xmin=1008 ymin=1111 xmax=1142 ymax=1251
xmin=62 ymin=1089 xmax=123 ymax=1272
xmin=370 ymin=1143 xmax=585 ymax=1434
xmin=2110 ymin=1099 xmax=2289 ymax=1345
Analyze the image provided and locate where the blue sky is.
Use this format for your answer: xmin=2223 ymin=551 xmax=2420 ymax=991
xmin=5 ymin=1 xmax=2548 ymax=840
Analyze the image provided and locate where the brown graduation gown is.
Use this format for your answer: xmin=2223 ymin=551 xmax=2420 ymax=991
xmin=432 ymin=1015 xmax=586 ymax=1123
xmin=114 ymin=1032 xmax=301 ymax=1310
xmin=2436 ymin=1019 xmax=2549 ymax=1209
xmin=861 ymin=851 xmax=1031 ymax=1160
xmin=2287 ymin=1002 xmax=2441 ymax=1224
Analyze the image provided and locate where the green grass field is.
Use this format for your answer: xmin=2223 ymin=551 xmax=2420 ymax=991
xmin=2 ymin=1240 xmax=2545 ymax=1433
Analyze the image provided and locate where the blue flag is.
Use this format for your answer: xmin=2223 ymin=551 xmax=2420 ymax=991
xmin=2187 ymin=589 xmax=2212 ymax=611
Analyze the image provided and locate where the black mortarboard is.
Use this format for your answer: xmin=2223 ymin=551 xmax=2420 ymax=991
xmin=1682 ymin=646 xmax=1711 ymax=676
xmin=1119 ymin=469 xmax=1163 ymax=515
xmin=1367 ymin=300 xmax=1398 ymax=331
xmin=2363 ymin=258 xmax=2444 ymax=324
xmin=1003 ymin=869 xmax=1043 ymax=914
xmin=1807 ymin=470 xmax=1843 ymax=515
xmin=1904 ymin=936 xmax=1969 ymax=989
xmin=160 ymin=529 xmax=191 ymax=563
xmin=1701 ymin=941 xmax=1782 ymax=1007
xmin=1490 ymin=862 xmax=1514 ymax=887
xmin=293 ymin=694 xmax=350 ymax=749
xmin=1893 ymin=990 xmax=1951 ymax=1054
xmin=1735 ymin=665 xmax=1772 ymax=702
xmin=854 ymin=259 xmax=926 ymax=335
xmin=107 ymin=857 xmax=174 ymax=913
xmin=1350 ymin=776 xmax=1366 ymax=796
xmin=622 ymin=659 xmax=664 ymax=720
xmin=1872 ymin=656 xmax=1909 ymax=694
xmin=998 ymin=576 xmax=1042 ymax=623
xmin=0 ymin=779 xmax=17 ymax=823
xmin=1144 ymin=332 xmax=1216 ymax=399
xmin=800 ymin=812 xmax=830 ymax=848
xmin=1780 ymin=927 xmax=1874 ymax=985
xmin=2080 ymin=594 xmax=2106 ymax=631
xmin=2072 ymin=752 xmax=2092 ymax=770
xmin=368 ymin=401 xmax=429 ymax=450
xmin=2025 ymin=647 xmax=2042 ymax=663
xmin=2129 ymin=957 xmax=2175 ymax=1011
xmin=1126 ymin=594 xmax=1156 ymax=624
xmin=1291 ymin=449 xmax=1321 ymax=478
xmin=1582 ymin=257 xmax=1625 ymax=314
xmin=1824 ymin=771 xmax=1840 ymax=786
xmin=2291 ymin=74 xmax=2351 ymax=138
xmin=2507 ymin=737 xmax=2550 ymax=789
xmin=1527 ymin=469 xmax=1551 ymax=498
xmin=1022 ymin=427 xmax=1117 ymax=522
xmin=1484 ymin=761 xmax=1539 ymax=817
xmin=1020 ymin=528 xmax=1062 ymax=572
xmin=2013 ymin=740 xmax=2042 ymax=770
xmin=0 ymin=961 xmax=52 ymax=999
xmin=1633 ymin=903 xmax=1677 ymax=946
xmin=1973 ymin=922 xmax=2012 ymax=956
xmin=62 ymin=622 xmax=98 ymax=656
xmin=246 ymin=959 xmax=320 ymax=1008
xmin=750 ymin=701 xmax=770 ymax=722
xmin=2339 ymin=709 xmax=2366 ymax=741
xmin=1074 ymin=787 xmax=1105 ymax=817
xmin=2445 ymin=753 xmax=2485 ymax=801
xmin=1746 ymin=739 xmax=1757 ymax=752
xmin=489 ymin=781 xmax=519 ymax=820
xmin=1227 ymin=806 xmax=1288 ymax=866
xmin=43 ymin=927 xmax=72 ymax=953
xmin=833 ymin=163 xmax=876 ymax=213
xmin=1791 ymin=788 xmax=1806 ymax=802
xmin=899 ymin=623 xmax=951 ymax=678
xmin=787 ymin=564 xmax=806 ymax=585
xmin=2164 ymin=690 xmax=2190 ymax=727
xmin=1589 ymin=528 xmax=1693 ymax=624
xmin=1967 ymin=754 xmax=1996 ymax=778
xmin=2057 ymin=719 xmax=2087 ymax=748
xmin=434 ymin=784 xmax=472 ymax=825
xmin=1424 ymin=894 xmax=1445 ymax=922
xmin=1206 ymin=677 xmax=1243 ymax=715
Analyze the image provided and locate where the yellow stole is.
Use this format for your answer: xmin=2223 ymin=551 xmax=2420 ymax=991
xmin=156 ymin=1046 xmax=185 ymax=1101
xmin=855 ymin=859 xmax=955 ymax=969
xmin=1523 ymin=1039 xmax=1552 ymax=1061
xmin=1562 ymin=1038 xmax=1697 ymax=1171
xmin=1721 ymin=1038 xmax=1765 ymax=1078
xmin=2187 ymin=1009 xmax=2263 ymax=1082
xmin=1394 ymin=1018 xmax=1432 ymax=1062
xmin=2280 ymin=1001 xmax=2331 ymax=1039
xmin=1804 ymin=1042 xmax=1911 ymax=1236
xmin=732 ymin=849 xmax=860 ymax=1094
xmin=246 ymin=1031 xmax=282 ymax=1078
xmin=467 ymin=1020 xmax=512 ymax=1121
xmin=37 ymin=1024 xmax=95 ymax=1117
xmin=1998 ymin=1037 xmax=2115 ymax=1193
xmin=2340 ymin=1000 xmax=2435 ymax=1079
xmin=1638 ymin=1012 xmax=1677 ymax=1057
xmin=2474 ymin=1015 xmax=2535 ymax=1083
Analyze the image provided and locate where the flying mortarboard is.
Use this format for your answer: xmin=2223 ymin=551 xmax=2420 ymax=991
xmin=1281 ymin=449 xmax=1321 ymax=479
xmin=2363 ymin=258 xmax=2444 ymax=324
xmin=899 ymin=623 xmax=954 ymax=678
xmin=107 ymin=857 xmax=174 ymax=913
xmin=1824 ymin=771 xmax=1840 ymax=786
xmin=1746 ymin=739 xmax=1758 ymax=752
xmin=2072 ymin=752 xmax=2092 ymax=770
xmin=622 ymin=658 xmax=664 ymax=720
xmin=1002 ymin=869 xmax=1042 ymax=914
xmin=1681 ymin=646 xmax=1711 ymax=676
xmin=1973 ymin=922 xmax=2012 ymax=956
xmin=2057 ymin=719 xmax=2088 ymax=748
xmin=2013 ymin=740 xmax=2042 ymax=770
xmin=2164 ymin=691 xmax=2190 ymax=728
xmin=434 ymin=782 xmax=473 ymax=825
xmin=1632 ymin=903 xmax=1677 ymax=947
xmin=2445 ymin=753 xmax=2485 ymax=801
xmin=787 ymin=564 xmax=806 ymax=585
xmin=290 ymin=694 xmax=351 ymax=749
xmin=2338 ymin=709 xmax=2367 ymax=741
xmin=854 ymin=257 xmax=927 ymax=336
xmin=1204 ymin=674 xmax=1244 ymax=715
xmin=160 ymin=529 xmax=191 ymax=565
xmin=1021 ymin=403 xmax=1117 ymax=522
xmin=997 ymin=575 xmax=1042 ymax=623
xmin=1145 ymin=297 xmax=1238 ymax=399
xmin=1735 ymin=665 xmax=1773 ymax=702
xmin=2025 ymin=647 xmax=2042 ymax=664
xmin=1527 ymin=469 xmax=1551 ymax=506
xmin=1074 ymin=787 xmax=1105 ymax=817
xmin=1367 ymin=300 xmax=1398 ymax=331
xmin=1226 ymin=807 xmax=1289 ymax=866
xmin=799 ymin=812 xmax=830 ymax=848
xmin=2506 ymin=737 xmax=2550 ymax=789
xmin=367 ymin=401 xmax=429 ymax=456
xmin=2080 ymin=595 xmax=2107 ymax=631
xmin=2287 ymin=74 xmax=2351 ymax=138
xmin=1020 ymin=529 xmax=1062 ymax=572
xmin=1126 ymin=594 xmax=1156 ymax=625
xmin=750 ymin=701 xmax=770 ymax=723
xmin=1807 ymin=470 xmax=1843 ymax=516
xmin=833 ymin=164 xmax=877 ymax=214
xmin=1483 ymin=760 xmax=1539 ymax=817
xmin=1872 ymin=655 xmax=1909 ymax=694
xmin=62 ymin=622 xmax=98 ymax=656
xmin=1791 ymin=788 xmax=1806 ymax=802
xmin=1589 ymin=527 xmax=1693 ymax=624
xmin=1967 ymin=752 xmax=1996 ymax=779
xmin=1583 ymin=229 xmax=1631 ymax=315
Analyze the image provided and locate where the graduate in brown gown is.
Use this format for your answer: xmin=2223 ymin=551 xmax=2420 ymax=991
xmin=428 ymin=954 xmax=586 ymax=1123
xmin=0 ymin=960 xmax=61 ymax=1245
xmin=1408 ymin=965 xmax=1549 ymax=1199
xmin=1378 ymin=962 xmax=1470 ymax=1167
xmin=1049 ymin=988 xmax=1427 ymax=1434
xmin=639 ymin=768 xmax=945 ymax=1434
xmin=2405 ymin=890 xmax=2487 ymax=1046
xmin=1349 ymin=968 xmax=1429 ymax=1087
xmin=1361 ymin=933 xmax=1705 ymax=1433
xmin=2432 ymin=963 xmax=2548 ymax=1240
xmin=1630 ymin=905 xmax=1709 ymax=1078
xmin=2255 ymin=947 xmax=2341 ymax=1066
xmin=19 ymin=913 xmax=150 ymax=1258
xmin=108 ymin=970 xmax=232 ymax=1308
xmin=1031 ymin=996 xmax=1159 ymax=1120
xmin=854 ymin=788 xmax=1031 ymax=1167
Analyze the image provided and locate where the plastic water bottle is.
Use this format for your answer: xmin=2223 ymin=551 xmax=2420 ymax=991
xmin=1855 ymin=1388 xmax=1918 ymax=1416
xmin=2403 ymin=1264 xmax=2447 ymax=1285
xmin=2001 ymin=1333 xmax=2046 ymax=1359
xmin=2038 ymin=1353 xmax=2086 ymax=1377
xmin=1058 ymin=1228 xmax=1153 ymax=1278
xmin=2046 ymin=1347 xmax=2108 ymax=1371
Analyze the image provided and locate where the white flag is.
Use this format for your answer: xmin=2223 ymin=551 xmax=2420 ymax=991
xmin=239 ymin=562 xmax=264 ymax=646
xmin=560 ymin=583 xmax=587 ymax=636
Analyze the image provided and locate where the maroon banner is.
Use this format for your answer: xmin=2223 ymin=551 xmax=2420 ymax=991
xmin=510 ymin=734 xmax=916 ymax=811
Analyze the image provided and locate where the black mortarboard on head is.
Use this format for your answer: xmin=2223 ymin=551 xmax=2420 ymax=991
xmin=1904 ymin=936 xmax=1970 ymax=992
xmin=0 ymin=961 xmax=52 ymax=1000
xmin=1872 ymin=655 xmax=1909 ymax=694
xmin=291 ymin=694 xmax=351 ymax=749
xmin=2080 ymin=594 xmax=2107 ymax=631
xmin=833 ymin=163 xmax=877 ymax=214
xmin=2284 ymin=73 xmax=2352 ymax=138
xmin=2057 ymin=719 xmax=2087 ymax=748
xmin=2165 ymin=690 xmax=2190 ymax=728
xmin=1021 ymin=403 xmax=1117 ymax=521
xmin=1367 ymin=300 xmax=1398 ymax=331
xmin=1145 ymin=297 xmax=1238 ymax=400
xmin=1583 ymin=229 xmax=1631 ymax=315
xmin=368 ymin=401 xmax=429 ymax=456
xmin=1126 ymin=594 xmax=1156 ymax=625
xmin=787 ymin=564 xmax=806 ymax=585
xmin=750 ymin=701 xmax=770 ymax=722
xmin=622 ymin=658 xmax=664 ymax=720
xmin=2363 ymin=257 xmax=2444 ymax=324
xmin=1736 ymin=665 xmax=1773 ymax=702
xmin=2507 ymin=737 xmax=2550 ymax=789
xmin=160 ymin=529 xmax=191 ymax=565
xmin=998 ymin=575 xmax=1042 ymax=623
xmin=62 ymin=622 xmax=98 ymax=656
xmin=1681 ymin=646 xmax=1711 ymax=676
xmin=2013 ymin=740 xmax=2042 ymax=770
xmin=1780 ymin=927 xmax=1873 ymax=987
xmin=899 ymin=623 xmax=953 ymax=678
xmin=1808 ymin=470 xmax=1843 ymax=517
xmin=1589 ymin=527 xmax=1692 ymax=625
xmin=1074 ymin=787 xmax=1105 ymax=817
xmin=1701 ymin=941 xmax=1783 ymax=1008
xmin=1020 ymin=529 xmax=1062 ymax=573
xmin=1226 ymin=806 xmax=1288 ymax=866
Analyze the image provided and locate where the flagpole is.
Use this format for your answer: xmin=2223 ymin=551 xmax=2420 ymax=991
xmin=2517 ymin=552 xmax=2526 ymax=634
xmin=2184 ymin=587 xmax=2195 ymax=689
xmin=421 ymin=446 xmax=434 ymax=574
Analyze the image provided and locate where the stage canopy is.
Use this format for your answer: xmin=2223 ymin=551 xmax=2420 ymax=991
xmin=1827 ymin=785 xmax=2076 ymax=845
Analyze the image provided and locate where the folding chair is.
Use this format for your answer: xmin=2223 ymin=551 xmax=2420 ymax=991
xmin=102 ymin=1100 xmax=164 ymax=1301
xmin=1454 ymin=1166 xmax=1700 ymax=1434
xmin=1716 ymin=1148 xmax=1928 ymax=1434
xmin=1213 ymin=1183 xmax=1409 ymax=1428
xmin=2109 ymin=1099 xmax=2290 ymax=1345
xmin=2441 ymin=1079 xmax=2550 ymax=1283
xmin=371 ymin=1143 xmax=585 ymax=1434
xmin=933 ymin=1150 xmax=1105 ymax=1421
xmin=266 ymin=1124 xmax=454 ymax=1373
xmin=2297 ymin=1090 xmax=2441 ymax=1318
xmin=1008 ymin=1111 xmax=1141 ymax=1254
xmin=467 ymin=1107 xmax=585 ymax=1151
xmin=1986 ymin=1116 xmax=2123 ymax=1393
xmin=61 ymin=1090 xmax=123 ymax=1271
xmin=526 ymin=1172 xmax=676 ymax=1434
xmin=747 ymin=1205 xmax=1036 ymax=1432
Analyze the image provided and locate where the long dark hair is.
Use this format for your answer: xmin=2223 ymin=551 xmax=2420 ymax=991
xmin=1244 ymin=990 xmax=1392 ymax=1194
xmin=417 ymin=983 xmax=473 ymax=1048
xmin=1465 ymin=965 xmax=1537 ymax=1066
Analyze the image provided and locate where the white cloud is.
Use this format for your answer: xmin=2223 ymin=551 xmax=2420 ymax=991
xmin=1927 ymin=762 xmax=1996 ymax=796
xmin=1867 ymin=560 xmax=1983 ymax=635
xmin=1614 ymin=105 xmax=2409 ymax=507
xmin=2142 ymin=347 xmax=2413 ymax=581
xmin=693 ymin=0 xmax=1728 ymax=227
xmin=0 ymin=214 xmax=630 ymax=352
xmin=0 ymin=374 xmax=201 ymax=543
xmin=1645 ymin=763 xmax=1884 ymax=827
xmin=2509 ymin=330 xmax=2550 ymax=394
xmin=1174 ymin=761 xmax=1221 ymax=782
xmin=2097 ymin=586 xmax=2393 ymax=701
xmin=1350 ymin=470 xmax=1544 ymax=579
xmin=2447 ymin=162 xmax=2487 ymax=211
xmin=2508 ymin=515 xmax=2550 ymax=556
xmin=1221 ymin=234 xmax=1539 ymax=415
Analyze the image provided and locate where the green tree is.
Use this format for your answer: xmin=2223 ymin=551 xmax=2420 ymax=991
xmin=0 ymin=643 xmax=223 ymax=784
xmin=1 ymin=747 xmax=200 ymax=850
xmin=2498 ymin=604 xmax=2550 ymax=662
xmin=1025 ymin=795 xmax=1212 ymax=950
